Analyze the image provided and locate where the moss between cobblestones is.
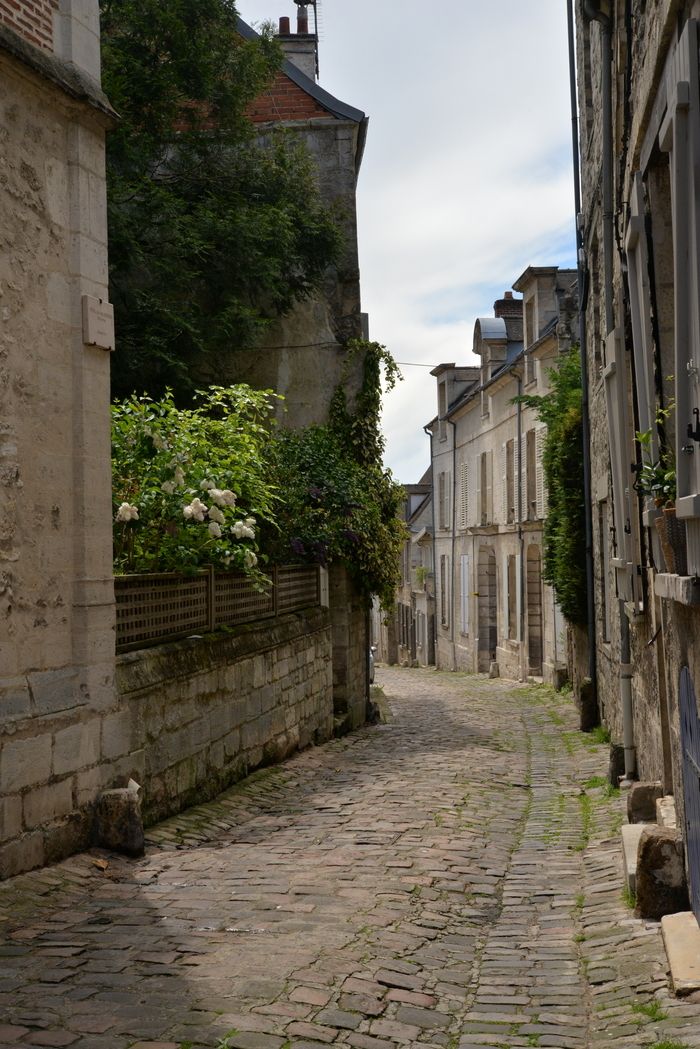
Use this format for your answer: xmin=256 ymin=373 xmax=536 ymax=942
xmin=632 ymin=999 xmax=669 ymax=1022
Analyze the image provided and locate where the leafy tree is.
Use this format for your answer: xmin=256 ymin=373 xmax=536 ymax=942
xmin=516 ymin=347 xmax=588 ymax=626
xmin=101 ymin=0 xmax=342 ymax=399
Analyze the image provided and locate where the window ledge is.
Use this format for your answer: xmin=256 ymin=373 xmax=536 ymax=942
xmin=655 ymin=573 xmax=700 ymax=606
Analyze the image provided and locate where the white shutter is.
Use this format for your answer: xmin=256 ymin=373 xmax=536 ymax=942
xmin=486 ymin=450 xmax=494 ymax=524
xmin=519 ymin=436 xmax=527 ymax=523
xmin=475 ymin=454 xmax=482 ymax=526
xmin=460 ymin=554 xmax=469 ymax=634
xmin=500 ymin=443 xmax=507 ymax=524
xmin=659 ymin=18 xmax=700 ymax=571
xmin=458 ymin=461 xmax=469 ymax=530
xmin=603 ymin=328 xmax=636 ymax=600
xmin=438 ymin=472 xmax=446 ymax=530
xmin=535 ymin=427 xmax=547 ymax=518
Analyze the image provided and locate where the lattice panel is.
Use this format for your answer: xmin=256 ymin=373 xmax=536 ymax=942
xmin=277 ymin=566 xmax=319 ymax=611
xmin=115 ymin=573 xmax=209 ymax=650
xmin=214 ymin=572 xmax=274 ymax=627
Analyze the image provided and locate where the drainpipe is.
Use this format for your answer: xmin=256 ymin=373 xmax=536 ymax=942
xmin=424 ymin=424 xmax=438 ymax=665
xmin=449 ymin=418 xmax=458 ymax=668
xmin=582 ymin=0 xmax=636 ymax=777
xmin=517 ymin=374 xmax=526 ymax=680
xmin=568 ymin=0 xmax=599 ymax=711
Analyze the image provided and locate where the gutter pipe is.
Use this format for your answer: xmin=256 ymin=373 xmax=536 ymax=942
xmin=581 ymin=0 xmax=636 ymax=777
xmin=567 ymin=0 xmax=599 ymax=717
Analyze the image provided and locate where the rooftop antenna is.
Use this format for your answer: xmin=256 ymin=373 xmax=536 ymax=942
xmin=293 ymin=0 xmax=321 ymax=78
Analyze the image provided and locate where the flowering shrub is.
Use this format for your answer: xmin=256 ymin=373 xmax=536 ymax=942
xmin=112 ymin=386 xmax=278 ymax=576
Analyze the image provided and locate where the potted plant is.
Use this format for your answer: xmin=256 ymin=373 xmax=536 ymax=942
xmin=635 ymin=400 xmax=686 ymax=574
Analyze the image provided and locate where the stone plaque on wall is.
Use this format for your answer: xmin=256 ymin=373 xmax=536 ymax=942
xmin=82 ymin=295 xmax=115 ymax=351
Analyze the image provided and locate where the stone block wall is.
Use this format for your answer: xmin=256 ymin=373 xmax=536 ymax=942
xmin=117 ymin=609 xmax=334 ymax=826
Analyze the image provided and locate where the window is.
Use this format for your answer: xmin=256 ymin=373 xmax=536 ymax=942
xmin=438 ymin=382 xmax=447 ymax=441
xmin=505 ymin=440 xmax=515 ymax=523
xmin=438 ymin=471 xmax=452 ymax=531
xmin=507 ymin=555 xmax=517 ymax=640
xmin=526 ymin=429 xmax=537 ymax=521
xmin=460 ymin=554 xmax=469 ymax=635
xmin=477 ymin=451 xmax=493 ymax=525
xmin=440 ymin=555 xmax=449 ymax=628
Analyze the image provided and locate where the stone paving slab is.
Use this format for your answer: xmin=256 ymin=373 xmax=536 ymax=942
xmin=1 ymin=669 xmax=700 ymax=1048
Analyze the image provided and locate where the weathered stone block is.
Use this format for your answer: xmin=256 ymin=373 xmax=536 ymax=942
xmin=0 ymin=676 xmax=31 ymax=721
xmin=635 ymin=827 xmax=689 ymax=920
xmin=27 ymin=667 xmax=80 ymax=715
xmin=101 ymin=709 xmax=133 ymax=761
xmin=0 ymin=795 xmax=22 ymax=843
xmin=94 ymin=786 xmax=144 ymax=857
xmin=0 ymin=831 xmax=44 ymax=879
xmin=53 ymin=718 xmax=101 ymax=776
xmin=23 ymin=779 xmax=73 ymax=830
xmin=628 ymin=781 xmax=664 ymax=824
xmin=1 ymin=734 xmax=52 ymax=792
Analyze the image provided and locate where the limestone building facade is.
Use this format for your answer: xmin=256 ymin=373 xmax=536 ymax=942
xmin=0 ymin=0 xmax=120 ymax=876
xmin=573 ymin=0 xmax=700 ymax=921
xmin=428 ymin=272 xmax=576 ymax=684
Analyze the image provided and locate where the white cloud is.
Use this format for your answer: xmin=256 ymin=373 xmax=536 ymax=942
xmin=236 ymin=0 xmax=576 ymax=481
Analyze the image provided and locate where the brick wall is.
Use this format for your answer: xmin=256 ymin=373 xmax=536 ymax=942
xmin=0 ymin=0 xmax=59 ymax=52
xmin=248 ymin=70 xmax=328 ymax=123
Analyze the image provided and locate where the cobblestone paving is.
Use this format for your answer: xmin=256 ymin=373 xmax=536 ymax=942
xmin=2 ymin=667 xmax=700 ymax=1049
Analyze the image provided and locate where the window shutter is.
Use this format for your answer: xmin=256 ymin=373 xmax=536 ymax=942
xmin=535 ymin=427 xmax=547 ymax=518
xmin=475 ymin=454 xmax=482 ymax=526
xmin=603 ymin=328 xmax=636 ymax=599
xmin=519 ymin=436 xmax=527 ymax=523
xmin=438 ymin=472 xmax=446 ymax=530
xmin=501 ymin=443 xmax=507 ymax=524
xmin=486 ymin=450 xmax=494 ymax=524
xmin=446 ymin=471 xmax=452 ymax=531
xmin=460 ymin=554 xmax=469 ymax=634
xmin=458 ymin=461 xmax=469 ymax=530
xmin=659 ymin=18 xmax=700 ymax=572
xmin=625 ymin=173 xmax=657 ymax=448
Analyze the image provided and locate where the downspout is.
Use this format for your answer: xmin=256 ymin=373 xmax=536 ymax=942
xmin=568 ymin=0 xmax=599 ymax=712
xmin=449 ymin=418 xmax=457 ymax=668
xmin=424 ymin=424 xmax=438 ymax=665
xmin=517 ymin=374 xmax=526 ymax=680
xmin=583 ymin=0 xmax=636 ymax=778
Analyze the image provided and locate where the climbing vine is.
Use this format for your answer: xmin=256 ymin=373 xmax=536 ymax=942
xmin=516 ymin=347 xmax=588 ymax=626
xmin=261 ymin=341 xmax=406 ymax=610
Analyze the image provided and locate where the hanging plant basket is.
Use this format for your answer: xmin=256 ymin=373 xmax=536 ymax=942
xmin=655 ymin=505 xmax=688 ymax=575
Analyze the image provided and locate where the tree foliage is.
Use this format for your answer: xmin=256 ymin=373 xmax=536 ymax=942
xmin=261 ymin=343 xmax=407 ymax=610
xmin=517 ymin=348 xmax=588 ymax=626
xmin=101 ymin=0 xmax=342 ymax=399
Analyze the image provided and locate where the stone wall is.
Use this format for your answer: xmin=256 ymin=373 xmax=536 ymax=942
xmin=1 ymin=607 xmax=333 ymax=875
xmin=117 ymin=608 xmax=334 ymax=826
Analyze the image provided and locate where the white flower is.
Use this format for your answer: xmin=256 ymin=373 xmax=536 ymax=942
xmin=183 ymin=497 xmax=207 ymax=522
xmin=244 ymin=549 xmax=258 ymax=569
xmin=173 ymin=466 xmax=185 ymax=486
xmin=220 ymin=489 xmax=236 ymax=507
xmin=208 ymin=521 xmax=222 ymax=539
xmin=161 ymin=481 xmax=175 ymax=495
xmin=200 ymin=479 xmax=214 ymax=491
xmin=208 ymin=505 xmax=225 ymax=525
xmin=152 ymin=433 xmax=168 ymax=451
xmin=232 ymin=520 xmax=255 ymax=539
xmin=116 ymin=502 xmax=139 ymax=523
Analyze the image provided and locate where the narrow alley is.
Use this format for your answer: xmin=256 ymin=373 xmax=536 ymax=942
xmin=1 ymin=668 xmax=699 ymax=1049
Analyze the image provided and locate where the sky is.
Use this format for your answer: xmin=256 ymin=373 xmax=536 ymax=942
xmin=235 ymin=0 xmax=577 ymax=483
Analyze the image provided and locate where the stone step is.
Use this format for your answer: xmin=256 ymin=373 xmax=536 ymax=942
xmin=662 ymin=911 xmax=700 ymax=995
xmin=657 ymin=794 xmax=678 ymax=829
xmin=621 ymin=822 xmax=650 ymax=893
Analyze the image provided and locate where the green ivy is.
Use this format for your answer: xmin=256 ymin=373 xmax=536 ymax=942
xmin=261 ymin=342 xmax=407 ymax=609
xmin=516 ymin=348 xmax=588 ymax=626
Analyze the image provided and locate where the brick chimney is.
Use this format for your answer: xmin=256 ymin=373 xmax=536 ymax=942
xmin=493 ymin=290 xmax=523 ymax=319
xmin=278 ymin=5 xmax=318 ymax=81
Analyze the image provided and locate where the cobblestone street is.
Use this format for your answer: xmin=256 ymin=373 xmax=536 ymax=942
xmin=2 ymin=667 xmax=700 ymax=1049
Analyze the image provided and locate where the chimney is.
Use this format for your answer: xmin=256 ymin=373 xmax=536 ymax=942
xmin=493 ymin=290 xmax=523 ymax=319
xmin=277 ymin=5 xmax=318 ymax=81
